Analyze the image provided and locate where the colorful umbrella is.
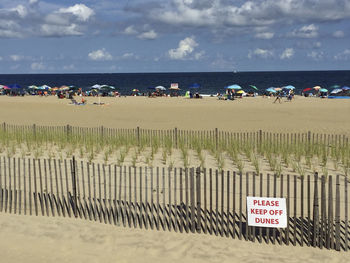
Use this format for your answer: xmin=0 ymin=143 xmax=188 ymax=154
xmin=9 ymin=84 xmax=22 ymax=89
xmin=132 ymin=89 xmax=139 ymax=92
xmin=266 ymin=87 xmax=277 ymax=93
xmin=342 ymin=86 xmax=350 ymax=90
xmin=226 ymin=84 xmax=242 ymax=90
xmin=303 ymin=88 xmax=313 ymax=92
xmin=283 ymin=85 xmax=295 ymax=90
xmin=155 ymin=86 xmax=166 ymax=91
xmin=236 ymin=90 xmax=245 ymax=94
xmin=331 ymin=88 xmax=342 ymax=94
xmin=313 ymin=86 xmax=321 ymax=90
xmin=319 ymin=88 xmax=328 ymax=92
xmin=0 ymin=85 xmax=10 ymax=90
xmin=274 ymin=87 xmax=282 ymax=91
xmin=249 ymin=85 xmax=258 ymax=91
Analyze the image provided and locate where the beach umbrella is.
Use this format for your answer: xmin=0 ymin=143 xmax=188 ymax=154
xmin=60 ymin=85 xmax=70 ymax=91
xmin=226 ymin=84 xmax=242 ymax=90
xmin=9 ymin=84 xmax=22 ymax=89
xmin=342 ymin=86 xmax=350 ymax=90
xmin=155 ymin=86 xmax=166 ymax=91
xmin=189 ymin=83 xmax=200 ymax=89
xmin=28 ymin=85 xmax=38 ymax=89
xmin=0 ymin=85 xmax=10 ymax=90
xmin=274 ymin=87 xmax=282 ymax=91
xmin=236 ymin=90 xmax=245 ymax=94
xmin=330 ymin=88 xmax=342 ymax=94
xmin=303 ymin=88 xmax=312 ymax=92
xmin=319 ymin=88 xmax=328 ymax=92
xmin=37 ymin=85 xmax=51 ymax=90
xmin=92 ymin=84 xmax=101 ymax=89
xmin=249 ymin=85 xmax=258 ymax=91
xmin=329 ymin=85 xmax=340 ymax=89
xmin=132 ymin=89 xmax=139 ymax=92
xmin=283 ymin=85 xmax=295 ymax=90
xmin=266 ymin=87 xmax=276 ymax=93
xmin=313 ymin=86 xmax=321 ymax=90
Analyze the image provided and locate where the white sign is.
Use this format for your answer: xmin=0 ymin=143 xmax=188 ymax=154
xmin=247 ymin=197 xmax=287 ymax=228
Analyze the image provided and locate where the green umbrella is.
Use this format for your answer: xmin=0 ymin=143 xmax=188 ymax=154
xmin=249 ymin=85 xmax=258 ymax=91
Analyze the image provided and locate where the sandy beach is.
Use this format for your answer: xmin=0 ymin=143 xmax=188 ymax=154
xmin=0 ymin=95 xmax=349 ymax=134
xmin=0 ymin=214 xmax=346 ymax=263
xmin=0 ymin=95 xmax=349 ymax=262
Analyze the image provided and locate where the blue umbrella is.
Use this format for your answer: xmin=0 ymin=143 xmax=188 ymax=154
xmin=9 ymin=84 xmax=22 ymax=89
xmin=342 ymin=86 xmax=350 ymax=90
xmin=226 ymin=84 xmax=242 ymax=90
xmin=189 ymin=83 xmax=200 ymax=89
xmin=266 ymin=87 xmax=277 ymax=93
xmin=331 ymin=88 xmax=342 ymax=94
xmin=319 ymin=88 xmax=328 ymax=92
xmin=283 ymin=85 xmax=295 ymax=90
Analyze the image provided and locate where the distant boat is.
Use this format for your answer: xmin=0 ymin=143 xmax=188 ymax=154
xmin=233 ymin=70 xmax=238 ymax=73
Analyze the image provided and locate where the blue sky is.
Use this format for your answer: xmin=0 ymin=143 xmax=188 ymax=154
xmin=0 ymin=0 xmax=349 ymax=73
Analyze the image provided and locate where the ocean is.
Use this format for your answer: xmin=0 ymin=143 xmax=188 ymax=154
xmin=0 ymin=71 xmax=349 ymax=95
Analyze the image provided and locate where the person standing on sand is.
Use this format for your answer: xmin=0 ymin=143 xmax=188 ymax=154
xmin=274 ymin=91 xmax=282 ymax=103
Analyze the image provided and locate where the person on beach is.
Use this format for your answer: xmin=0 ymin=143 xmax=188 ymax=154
xmin=274 ymin=91 xmax=282 ymax=103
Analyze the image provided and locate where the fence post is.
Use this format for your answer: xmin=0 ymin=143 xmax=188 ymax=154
xmin=136 ymin=126 xmax=140 ymax=147
xmin=33 ymin=124 xmax=36 ymax=139
xmin=335 ymin=175 xmax=341 ymax=251
xmin=66 ymin=124 xmax=70 ymax=139
xmin=313 ymin=172 xmax=319 ymax=247
xmin=2 ymin=122 xmax=6 ymax=132
xmin=174 ymin=127 xmax=178 ymax=148
xmin=215 ymin=128 xmax=218 ymax=150
xmin=71 ymin=156 xmax=77 ymax=218
xmin=100 ymin=125 xmax=104 ymax=138
xmin=258 ymin=129 xmax=262 ymax=148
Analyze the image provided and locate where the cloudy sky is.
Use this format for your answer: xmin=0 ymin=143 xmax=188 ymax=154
xmin=0 ymin=0 xmax=349 ymax=73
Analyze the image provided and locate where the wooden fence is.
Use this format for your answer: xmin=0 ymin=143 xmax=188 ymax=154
xmin=0 ymin=156 xmax=349 ymax=251
xmin=1 ymin=122 xmax=349 ymax=149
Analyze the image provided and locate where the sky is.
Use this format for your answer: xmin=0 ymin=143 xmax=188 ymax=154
xmin=0 ymin=0 xmax=349 ymax=73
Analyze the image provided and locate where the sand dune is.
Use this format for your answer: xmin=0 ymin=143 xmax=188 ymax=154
xmin=0 ymin=214 xmax=346 ymax=263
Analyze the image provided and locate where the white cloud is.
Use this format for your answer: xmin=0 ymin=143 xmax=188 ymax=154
xmin=122 ymin=53 xmax=139 ymax=59
xmin=194 ymin=50 xmax=205 ymax=60
xmin=248 ymin=48 xmax=274 ymax=59
xmin=29 ymin=0 xmax=38 ymax=4
xmin=11 ymin=5 xmax=28 ymax=18
xmin=88 ymin=48 xmax=113 ymax=61
xmin=41 ymin=24 xmax=83 ymax=37
xmin=138 ymin=30 xmax=158 ymax=40
xmin=333 ymin=30 xmax=345 ymax=38
xmin=10 ymin=55 xmax=24 ymax=61
xmin=124 ymin=25 xmax=138 ymax=35
xmin=289 ymin=24 xmax=319 ymax=38
xmin=308 ymin=51 xmax=324 ymax=61
xmin=31 ymin=62 xmax=45 ymax=70
xmin=334 ymin=49 xmax=350 ymax=60
xmin=168 ymin=36 xmax=198 ymax=60
xmin=58 ymin=4 xmax=94 ymax=22
xmin=147 ymin=0 xmax=350 ymax=29
xmin=255 ymin=32 xmax=274 ymax=39
xmin=280 ymin=48 xmax=294 ymax=59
